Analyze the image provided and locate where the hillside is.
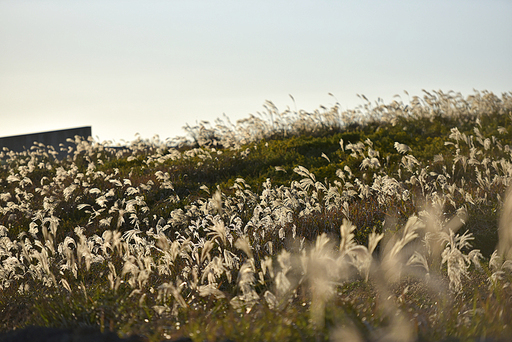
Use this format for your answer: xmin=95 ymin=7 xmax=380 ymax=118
xmin=1 ymin=90 xmax=512 ymax=341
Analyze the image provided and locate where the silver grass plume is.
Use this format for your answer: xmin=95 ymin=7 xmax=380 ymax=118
xmin=498 ymin=185 xmax=512 ymax=260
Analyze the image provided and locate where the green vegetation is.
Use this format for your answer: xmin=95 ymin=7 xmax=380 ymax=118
xmin=1 ymin=90 xmax=512 ymax=341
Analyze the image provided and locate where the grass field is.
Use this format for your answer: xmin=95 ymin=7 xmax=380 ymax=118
xmin=1 ymin=90 xmax=512 ymax=341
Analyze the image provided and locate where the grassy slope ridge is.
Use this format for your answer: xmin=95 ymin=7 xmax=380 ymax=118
xmin=1 ymin=90 xmax=512 ymax=341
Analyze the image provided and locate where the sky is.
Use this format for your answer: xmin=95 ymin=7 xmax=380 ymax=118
xmin=1 ymin=0 xmax=511 ymax=144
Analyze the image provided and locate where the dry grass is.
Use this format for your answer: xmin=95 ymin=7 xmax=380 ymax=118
xmin=0 ymin=89 xmax=512 ymax=341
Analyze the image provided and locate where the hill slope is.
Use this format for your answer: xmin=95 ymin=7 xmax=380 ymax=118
xmin=1 ymin=90 xmax=512 ymax=341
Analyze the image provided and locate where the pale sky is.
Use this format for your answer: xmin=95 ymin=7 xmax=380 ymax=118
xmin=1 ymin=0 xmax=511 ymax=143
